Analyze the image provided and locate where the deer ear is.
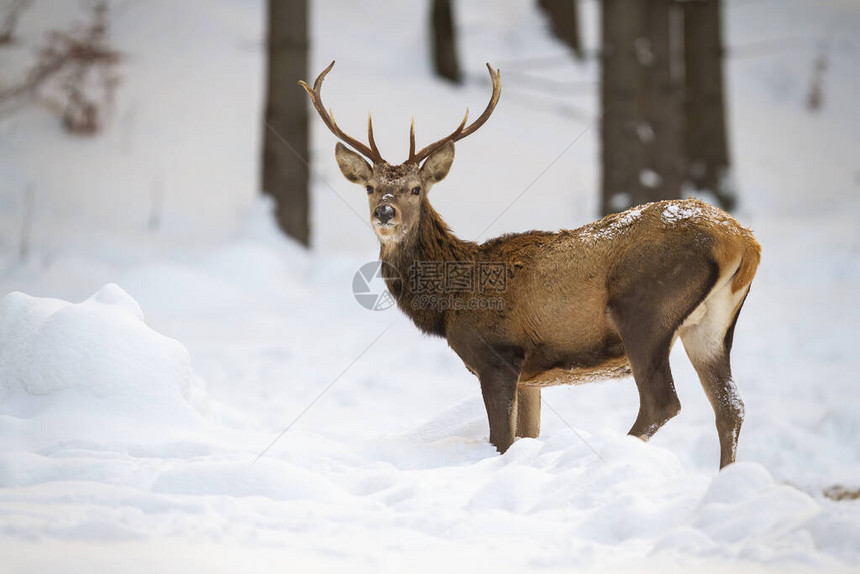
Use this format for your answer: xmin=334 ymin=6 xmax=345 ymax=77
xmin=335 ymin=142 xmax=372 ymax=184
xmin=420 ymin=141 xmax=455 ymax=184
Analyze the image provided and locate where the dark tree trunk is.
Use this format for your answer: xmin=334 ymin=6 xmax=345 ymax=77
xmin=263 ymin=0 xmax=310 ymax=246
xmin=640 ymin=0 xmax=685 ymax=204
xmin=538 ymin=0 xmax=584 ymax=60
xmin=431 ymin=0 xmax=461 ymax=84
xmin=601 ymin=0 xmax=686 ymax=215
xmin=682 ymin=0 xmax=734 ymax=210
xmin=600 ymin=0 xmax=648 ymax=215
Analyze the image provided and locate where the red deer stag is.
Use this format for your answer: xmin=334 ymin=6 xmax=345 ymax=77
xmin=300 ymin=62 xmax=760 ymax=468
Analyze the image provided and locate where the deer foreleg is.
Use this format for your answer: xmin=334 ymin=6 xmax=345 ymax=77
xmin=479 ymin=368 xmax=519 ymax=453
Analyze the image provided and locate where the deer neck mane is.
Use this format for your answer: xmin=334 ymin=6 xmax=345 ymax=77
xmin=379 ymin=199 xmax=477 ymax=337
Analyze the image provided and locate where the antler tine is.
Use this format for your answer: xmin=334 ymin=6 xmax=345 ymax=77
xmin=298 ymin=61 xmax=385 ymax=164
xmin=407 ymin=63 xmax=501 ymax=164
xmin=409 ymin=117 xmax=416 ymax=160
xmin=367 ymin=114 xmax=382 ymax=160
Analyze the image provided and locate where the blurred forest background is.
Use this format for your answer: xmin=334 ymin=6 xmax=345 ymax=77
xmin=1 ymin=0 xmax=852 ymax=254
xmin=262 ymin=0 xmax=737 ymax=246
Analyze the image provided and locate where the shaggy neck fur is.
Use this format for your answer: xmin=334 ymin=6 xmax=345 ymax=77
xmin=379 ymin=199 xmax=477 ymax=337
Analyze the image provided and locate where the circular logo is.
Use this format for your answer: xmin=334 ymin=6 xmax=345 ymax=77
xmin=352 ymin=261 xmax=401 ymax=311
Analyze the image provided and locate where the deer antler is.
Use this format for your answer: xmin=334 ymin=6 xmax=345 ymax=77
xmin=298 ymin=61 xmax=385 ymax=165
xmin=407 ymin=63 xmax=501 ymax=164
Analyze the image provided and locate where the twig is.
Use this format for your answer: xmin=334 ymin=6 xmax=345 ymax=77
xmin=0 ymin=0 xmax=32 ymax=45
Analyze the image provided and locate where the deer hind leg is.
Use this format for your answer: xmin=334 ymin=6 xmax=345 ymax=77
xmin=621 ymin=333 xmax=680 ymax=440
xmin=516 ymin=386 xmax=541 ymax=438
xmin=609 ymin=253 xmax=719 ymax=442
xmin=680 ymin=284 xmax=750 ymax=469
xmin=610 ymin=294 xmax=682 ymax=440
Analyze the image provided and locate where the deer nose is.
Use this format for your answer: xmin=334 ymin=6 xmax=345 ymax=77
xmin=374 ymin=204 xmax=395 ymax=224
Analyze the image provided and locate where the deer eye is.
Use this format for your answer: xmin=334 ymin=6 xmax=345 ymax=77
xmin=366 ymin=186 xmax=374 ymax=194
xmin=411 ymin=186 xmax=421 ymax=195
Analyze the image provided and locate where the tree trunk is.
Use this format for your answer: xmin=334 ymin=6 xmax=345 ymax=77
xmin=538 ymin=0 xmax=584 ymax=60
xmin=682 ymin=0 xmax=734 ymax=210
xmin=601 ymin=0 xmax=686 ymax=215
xmin=600 ymin=0 xmax=648 ymax=215
xmin=431 ymin=0 xmax=461 ymax=84
xmin=263 ymin=0 xmax=310 ymax=246
xmin=640 ymin=0 xmax=685 ymax=205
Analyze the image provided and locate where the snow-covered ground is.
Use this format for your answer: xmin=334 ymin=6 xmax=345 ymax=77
xmin=1 ymin=0 xmax=858 ymax=572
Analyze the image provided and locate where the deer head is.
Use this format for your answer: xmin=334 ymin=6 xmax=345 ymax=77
xmin=299 ymin=61 xmax=501 ymax=245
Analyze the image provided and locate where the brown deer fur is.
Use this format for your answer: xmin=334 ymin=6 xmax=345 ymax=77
xmin=303 ymin=64 xmax=760 ymax=469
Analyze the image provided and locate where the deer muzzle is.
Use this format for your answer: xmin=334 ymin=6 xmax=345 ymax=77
xmin=374 ymin=204 xmax=396 ymax=224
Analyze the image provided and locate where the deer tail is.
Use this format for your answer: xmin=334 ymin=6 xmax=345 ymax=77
xmin=731 ymin=233 xmax=761 ymax=294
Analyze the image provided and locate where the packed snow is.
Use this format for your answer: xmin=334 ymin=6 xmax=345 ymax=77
xmin=578 ymin=205 xmax=642 ymax=244
xmin=1 ymin=0 xmax=859 ymax=572
xmin=661 ymin=202 xmax=703 ymax=224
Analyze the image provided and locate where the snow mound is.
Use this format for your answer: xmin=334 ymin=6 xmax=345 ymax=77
xmin=693 ymin=463 xmax=822 ymax=555
xmin=0 ymin=284 xmax=197 ymax=412
xmin=152 ymin=458 xmax=351 ymax=503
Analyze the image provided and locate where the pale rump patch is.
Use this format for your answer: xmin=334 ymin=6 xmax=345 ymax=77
xmin=679 ymin=254 xmax=748 ymax=362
